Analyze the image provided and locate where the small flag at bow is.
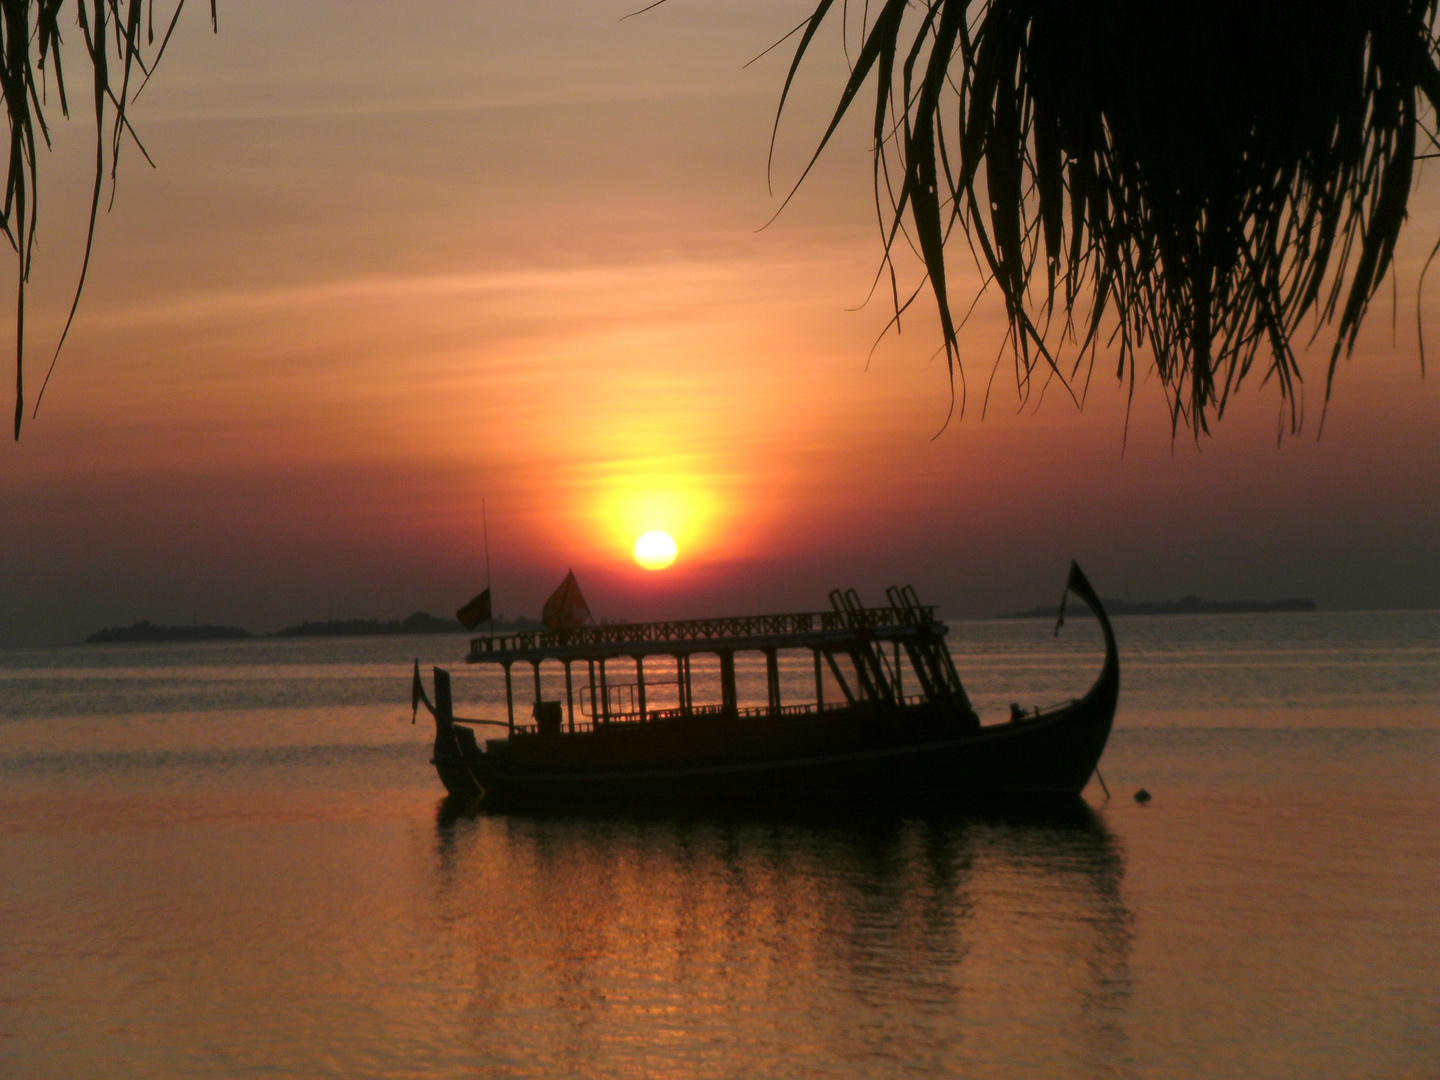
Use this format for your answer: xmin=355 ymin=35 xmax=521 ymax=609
xmin=542 ymin=570 xmax=592 ymax=631
xmin=410 ymin=659 xmax=425 ymax=723
xmin=456 ymin=587 xmax=492 ymax=631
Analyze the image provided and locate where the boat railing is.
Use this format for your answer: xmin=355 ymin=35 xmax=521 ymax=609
xmin=469 ymin=605 xmax=939 ymax=658
xmin=487 ymin=693 xmax=932 ymax=736
xmin=1006 ymin=697 xmax=1082 ymax=723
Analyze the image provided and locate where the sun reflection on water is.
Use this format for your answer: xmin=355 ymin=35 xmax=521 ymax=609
xmin=426 ymin=802 xmax=1134 ymax=1076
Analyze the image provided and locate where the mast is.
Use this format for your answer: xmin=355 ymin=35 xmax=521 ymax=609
xmin=482 ymin=495 xmax=494 ymax=641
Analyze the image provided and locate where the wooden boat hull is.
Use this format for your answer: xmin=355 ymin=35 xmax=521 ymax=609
xmin=435 ymin=694 xmax=1114 ymax=804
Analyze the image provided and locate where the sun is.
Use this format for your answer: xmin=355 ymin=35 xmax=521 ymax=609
xmin=633 ymin=531 xmax=678 ymax=571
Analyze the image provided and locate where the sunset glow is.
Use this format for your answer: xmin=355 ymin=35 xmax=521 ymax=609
xmin=633 ymin=531 xmax=678 ymax=571
xmin=0 ymin=1 xmax=1434 ymax=649
xmin=591 ymin=473 xmax=726 ymax=566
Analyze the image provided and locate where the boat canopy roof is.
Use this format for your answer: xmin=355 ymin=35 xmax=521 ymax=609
xmin=467 ymin=596 xmax=946 ymax=666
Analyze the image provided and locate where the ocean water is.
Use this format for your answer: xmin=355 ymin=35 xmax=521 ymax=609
xmin=0 ymin=611 xmax=1436 ymax=1079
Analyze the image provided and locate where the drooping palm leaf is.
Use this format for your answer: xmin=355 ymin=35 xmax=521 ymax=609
xmin=1 ymin=0 xmax=213 ymax=439
xmin=784 ymin=0 xmax=1440 ymax=435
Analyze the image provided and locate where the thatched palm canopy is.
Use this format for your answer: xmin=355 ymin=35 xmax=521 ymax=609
xmin=781 ymin=0 xmax=1440 ymax=434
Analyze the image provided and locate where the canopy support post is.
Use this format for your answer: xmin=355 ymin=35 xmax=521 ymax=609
xmin=564 ymin=660 xmax=575 ymax=733
xmin=598 ymin=658 xmax=610 ymax=725
xmin=503 ymin=662 xmax=514 ymax=736
xmin=719 ymin=650 xmax=737 ymax=717
xmin=587 ymin=660 xmax=597 ymax=727
xmin=765 ymin=648 xmax=780 ymax=715
xmin=676 ymin=653 xmax=691 ymax=716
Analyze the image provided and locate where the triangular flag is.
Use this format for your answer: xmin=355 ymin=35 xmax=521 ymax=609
xmin=411 ymin=658 xmax=433 ymax=723
xmin=542 ymin=570 xmax=592 ymax=630
xmin=456 ymin=588 xmax=492 ymax=630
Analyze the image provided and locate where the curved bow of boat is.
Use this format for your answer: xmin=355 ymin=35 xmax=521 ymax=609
xmin=1062 ymin=561 xmax=1119 ymax=698
xmin=1055 ymin=560 xmax=1120 ymax=768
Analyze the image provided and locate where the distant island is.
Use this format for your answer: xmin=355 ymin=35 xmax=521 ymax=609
xmin=84 ymin=612 xmax=544 ymax=644
xmin=268 ymin=612 xmax=467 ymax=638
xmin=84 ymin=621 xmax=254 ymax=644
xmin=998 ymin=595 xmax=1317 ymax=619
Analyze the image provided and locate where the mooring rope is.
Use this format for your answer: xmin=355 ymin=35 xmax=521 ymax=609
xmin=1093 ymin=766 xmax=1111 ymax=799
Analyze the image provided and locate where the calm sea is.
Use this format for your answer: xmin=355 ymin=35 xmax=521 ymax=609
xmin=1 ymin=611 xmax=1436 ymax=1079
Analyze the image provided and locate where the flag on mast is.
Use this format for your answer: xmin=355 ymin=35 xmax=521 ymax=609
xmin=411 ymin=658 xmax=433 ymax=723
xmin=456 ymin=588 xmax=492 ymax=630
xmin=542 ymin=570 xmax=592 ymax=630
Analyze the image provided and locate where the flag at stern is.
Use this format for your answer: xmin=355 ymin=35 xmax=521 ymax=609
xmin=542 ymin=570 xmax=592 ymax=631
xmin=456 ymin=588 xmax=492 ymax=631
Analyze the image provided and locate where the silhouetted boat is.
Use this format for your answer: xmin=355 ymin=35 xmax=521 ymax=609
xmin=414 ymin=562 xmax=1118 ymax=805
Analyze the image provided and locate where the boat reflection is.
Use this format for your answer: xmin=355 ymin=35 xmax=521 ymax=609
xmin=423 ymin=797 xmax=1134 ymax=1075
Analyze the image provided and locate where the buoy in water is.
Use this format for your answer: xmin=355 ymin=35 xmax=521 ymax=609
xmin=1134 ymin=788 xmax=1152 ymax=803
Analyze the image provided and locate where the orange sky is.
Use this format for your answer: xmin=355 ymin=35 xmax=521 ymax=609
xmin=1 ymin=1 xmax=1437 ymax=645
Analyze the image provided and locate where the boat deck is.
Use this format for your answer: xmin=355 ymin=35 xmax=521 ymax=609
xmin=495 ymin=694 xmax=935 ymax=738
xmin=461 ymin=586 xmax=971 ymax=736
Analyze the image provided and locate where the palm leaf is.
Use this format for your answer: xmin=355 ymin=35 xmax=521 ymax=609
xmin=2 ymin=0 xmax=210 ymax=438
xmin=782 ymin=0 xmax=1440 ymax=436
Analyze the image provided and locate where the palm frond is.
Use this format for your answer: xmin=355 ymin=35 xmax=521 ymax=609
xmin=2 ymin=0 xmax=212 ymax=439
xmin=785 ymin=0 xmax=1440 ymax=436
